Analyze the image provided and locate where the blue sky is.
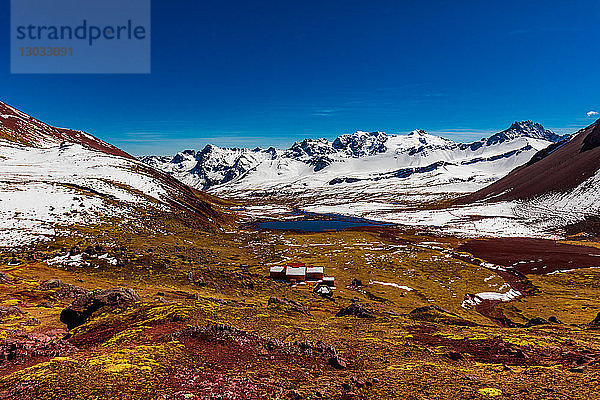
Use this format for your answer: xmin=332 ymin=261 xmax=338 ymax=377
xmin=1 ymin=0 xmax=599 ymax=155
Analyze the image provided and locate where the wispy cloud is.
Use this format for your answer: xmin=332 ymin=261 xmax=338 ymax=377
xmin=312 ymin=108 xmax=341 ymax=117
xmin=587 ymin=110 xmax=598 ymax=117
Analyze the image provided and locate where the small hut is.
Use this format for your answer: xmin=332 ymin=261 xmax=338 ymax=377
xmin=269 ymin=265 xmax=285 ymax=280
xmin=285 ymin=265 xmax=306 ymax=282
xmin=306 ymin=266 xmax=324 ymax=281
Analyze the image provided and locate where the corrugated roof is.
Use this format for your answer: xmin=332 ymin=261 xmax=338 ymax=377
xmin=286 ymin=266 xmax=306 ymax=276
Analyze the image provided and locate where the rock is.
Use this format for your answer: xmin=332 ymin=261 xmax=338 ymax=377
xmin=408 ymin=305 xmax=476 ymax=326
xmin=350 ymin=278 xmax=362 ymax=287
xmin=83 ymin=246 xmax=96 ymax=255
xmin=0 ymin=305 xmax=23 ymax=317
xmin=570 ymin=366 xmax=585 ymax=373
xmin=38 ymin=279 xmax=90 ymax=299
xmin=7 ymin=258 xmax=20 ymax=266
xmin=335 ymin=303 xmax=375 ymax=318
xmin=23 ymin=318 xmax=41 ymax=326
xmin=446 ymin=351 xmax=463 ymax=361
xmin=525 ymin=317 xmax=549 ymax=327
xmin=39 ymin=278 xmax=63 ymax=290
xmin=60 ymin=287 xmax=141 ymax=330
xmin=187 ymin=271 xmax=207 ymax=287
xmin=548 ymin=316 xmax=563 ymax=324
xmin=0 ymin=332 xmax=76 ymax=363
xmin=589 ymin=312 xmax=600 ymax=327
xmin=288 ymin=390 xmax=302 ymax=400
xmin=328 ymin=356 xmax=347 ymax=370
xmin=507 ymin=348 xmax=526 ymax=358
xmin=37 ymin=301 xmax=54 ymax=309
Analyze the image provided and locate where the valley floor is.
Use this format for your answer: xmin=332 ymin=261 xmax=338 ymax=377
xmin=1 ymin=206 xmax=600 ymax=399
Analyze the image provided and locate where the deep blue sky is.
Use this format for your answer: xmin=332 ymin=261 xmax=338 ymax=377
xmin=1 ymin=0 xmax=599 ymax=155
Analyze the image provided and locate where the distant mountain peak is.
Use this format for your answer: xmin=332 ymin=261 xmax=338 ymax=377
xmin=142 ymin=120 xmax=573 ymax=191
xmin=332 ymin=130 xmax=388 ymax=157
xmin=486 ymin=120 xmax=565 ymax=145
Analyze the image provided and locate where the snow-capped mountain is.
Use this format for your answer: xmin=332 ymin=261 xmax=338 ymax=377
xmin=140 ymin=121 xmax=567 ymax=225
xmin=142 ymin=121 xmax=565 ymax=194
xmin=371 ymin=120 xmax=600 ymax=239
xmin=459 ymin=119 xmax=600 ymax=231
xmin=482 ymin=120 xmax=566 ymax=145
xmin=0 ymin=101 xmax=225 ymax=248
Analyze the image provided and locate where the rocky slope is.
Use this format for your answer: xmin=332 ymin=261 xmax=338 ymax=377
xmin=0 ymin=102 xmax=132 ymax=159
xmin=0 ymin=101 xmax=227 ymax=248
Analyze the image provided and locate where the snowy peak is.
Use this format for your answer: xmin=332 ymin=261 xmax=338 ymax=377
xmin=142 ymin=120 xmax=569 ymax=191
xmin=288 ymin=137 xmax=335 ymax=158
xmin=332 ymin=131 xmax=388 ymax=157
xmin=486 ymin=120 xmax=564 ymax=145
xmin=0 ymin=100 xmax=133 ymax=159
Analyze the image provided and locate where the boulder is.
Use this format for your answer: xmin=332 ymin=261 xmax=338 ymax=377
xmin=335 ymin=303 xmax=375 ymax=318
xmin=589 ymin=312 xmax=600 ymax=327
xmin=60 ymin=287 xmax=141 ymax=330
xmin=408 ymin=305 xmax=477 ymax=326
xmin=38 ymin=279 xmax=90 ymax=299
xmin=525 ymin=317 xmax=549 ymax=327
xmin=350 ymin=278 xmax=362 ymax=287
xmin=329 ymin=355 xmax=347 ymax=370
xmin=0 ymin=305 xmax=23 ymax=317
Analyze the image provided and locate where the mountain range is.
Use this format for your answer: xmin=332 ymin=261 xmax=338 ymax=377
xmin=142 ymin=121 xmax=567 ymax=195
xmin=2 ymin=98 xmax=599 ymax=241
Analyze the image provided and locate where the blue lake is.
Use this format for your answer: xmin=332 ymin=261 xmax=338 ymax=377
xmin=257 ymin=218 xmax=392 ymax=232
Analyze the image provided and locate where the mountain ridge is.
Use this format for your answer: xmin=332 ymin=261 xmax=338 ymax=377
xmin=142 ymin=121 xmax=566 ymax=192
xmin=0 ymin=100 xmax=228 ymax=247
xmin=0 ymin=101 xmax=133 ymax=160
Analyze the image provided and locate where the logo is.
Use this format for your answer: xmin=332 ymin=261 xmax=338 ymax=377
xmin=11 ymin=0 xmax=151 ymax=74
